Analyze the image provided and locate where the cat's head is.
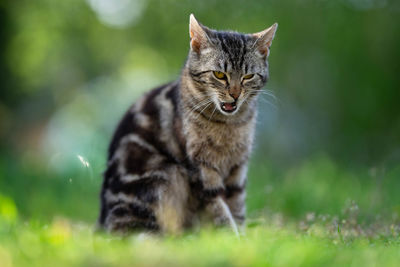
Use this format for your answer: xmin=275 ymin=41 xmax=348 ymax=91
xmin=186 ymin=14 xmax=277 ymax=116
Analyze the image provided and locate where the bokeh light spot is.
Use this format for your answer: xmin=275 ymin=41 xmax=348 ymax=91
xmin=87 ymin=0 xmax=147 ymax=28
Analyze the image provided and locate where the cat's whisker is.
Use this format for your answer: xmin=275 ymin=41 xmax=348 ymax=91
xmin=244 ymin=92 xmax=278 ymax=110
xmin=186 ymin=98 xmax=213 ymax=119
xmin=194 ymin=102 xmax=213 ymax=120
xmin=186 ymin=98 xmax=213 ymax=117
xmin=247 ymin=89 xmax=277 ymax=100
xmin=261 ymin=93 xmax=281 ymax=107
xmin=264 ymin=89 xmax=275 ymax=95
xmin=259 ymin=97 xmax=278 ymax=110
xmin=188 ymin=100 xmax=213 ymax=118
xmin=187 ymin=97 xmax=212 ymax=111
xmin=208 ymin=105 xmax=218 ymax=122
xmin=187 ymin=101 xmax=210 ymax=116
xmin=246 ymin=89 xmax=278 ymax=101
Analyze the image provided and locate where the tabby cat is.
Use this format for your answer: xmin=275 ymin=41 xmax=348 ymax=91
xmin=98 ymin=14 xmax=278 ymax=234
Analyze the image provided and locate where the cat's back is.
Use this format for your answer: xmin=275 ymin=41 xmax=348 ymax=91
xmin=107 ymin=81 xmax=185 ymax=164
xmin=99 ymin=81 xmax=192 ymax=231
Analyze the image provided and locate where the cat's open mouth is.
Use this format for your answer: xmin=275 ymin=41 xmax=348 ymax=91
xmin=220 ymin=102 xmax=237 ymax=113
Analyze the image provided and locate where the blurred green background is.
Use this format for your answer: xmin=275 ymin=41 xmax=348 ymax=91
xmin=0 ymin=0 xmax=399 ymax=225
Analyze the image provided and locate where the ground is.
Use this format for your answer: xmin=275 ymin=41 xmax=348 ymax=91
xmin=1 ymin=155 xmax=399 ymax=266
xmin=1 ymin=216 xmax=399 ymax=267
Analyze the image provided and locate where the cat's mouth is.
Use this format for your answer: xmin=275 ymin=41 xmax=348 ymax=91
xmin=220 ymin=102 xmax=237 ymax=113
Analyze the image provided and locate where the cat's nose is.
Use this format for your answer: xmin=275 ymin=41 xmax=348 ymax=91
xmin=228 ymin=85 xmax=241 ymax=100
xmin=229 ymin=90 xmax=240 ymax=100
xmin=229 ymin=92 xmax=239 ymax=100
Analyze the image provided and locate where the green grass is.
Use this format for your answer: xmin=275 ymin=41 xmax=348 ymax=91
xmin=1 ymin=215 xmax=399 ymax=267
xmin=1 ymin=154 xmax=400 ymax=266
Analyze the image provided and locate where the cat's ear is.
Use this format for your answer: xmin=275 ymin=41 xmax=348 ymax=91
xmin=252 ymin=23 xmax=278 ymax=57
xmin=189 ymin=14 xmax=211 ymax=53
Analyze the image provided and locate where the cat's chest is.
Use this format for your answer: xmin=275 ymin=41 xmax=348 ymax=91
xmin=185 ymin=118 xmax=255 ymax=168
xmin=206 ymin=125 xmax=249 ymax=152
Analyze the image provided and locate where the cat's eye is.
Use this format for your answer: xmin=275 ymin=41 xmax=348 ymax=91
xmin=213 ymin=71 xmax=227 ymax=80
xmin=243 ymin=74 xmax=254 ymax=80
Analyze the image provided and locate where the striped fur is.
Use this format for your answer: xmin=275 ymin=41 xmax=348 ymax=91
xmin=98 ymin=14 xmax=277 ymax=234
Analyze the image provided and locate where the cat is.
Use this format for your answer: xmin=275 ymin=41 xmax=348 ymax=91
xmin=98 ymin=14 xmax=277 ymax=234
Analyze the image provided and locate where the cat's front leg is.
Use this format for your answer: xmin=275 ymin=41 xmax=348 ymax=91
xmin=224 ymin=164 xmax=248 ymax=229
xmin=199 ymin=164 xmax=239 ymax=235
xmin=205 ymin=196 xmax=239 ymax=236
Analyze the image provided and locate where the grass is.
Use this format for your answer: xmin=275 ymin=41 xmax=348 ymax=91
xmin=0 ymin=153 xmax=399 ymax=266
xmin=1 ymin=215 xmax=399 ymax=267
